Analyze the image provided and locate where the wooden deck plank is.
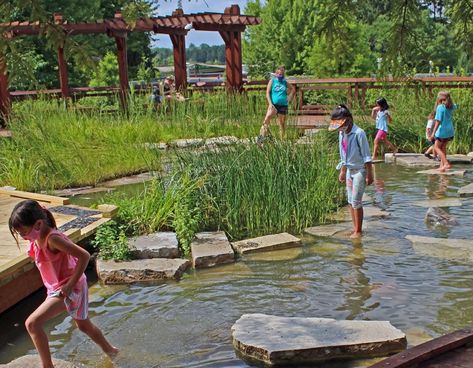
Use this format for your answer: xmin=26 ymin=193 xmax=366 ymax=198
xmin=421 ymin=344 xmax=473 ymax=367
xmin=369 ymin=326 xmax=473 ymax=368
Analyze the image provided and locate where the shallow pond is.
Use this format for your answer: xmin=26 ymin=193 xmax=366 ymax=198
xmin=1 ymin=163 xmax=473 ymax=367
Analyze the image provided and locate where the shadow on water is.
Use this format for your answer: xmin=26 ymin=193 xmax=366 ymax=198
xmin=1 ymin=163 xmax=473 ymax=367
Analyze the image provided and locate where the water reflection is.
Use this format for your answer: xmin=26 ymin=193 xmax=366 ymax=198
xmin=373 ymin=165 xmax=387 ymax=210
xmin=425 ymin=174 xmax=450 ymax=199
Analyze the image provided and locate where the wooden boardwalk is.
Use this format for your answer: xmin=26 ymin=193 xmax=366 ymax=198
xmin=370 ymin=326 xmax=473 ymax=368
xmin=0 ymin=188 xmax=116 ymax=314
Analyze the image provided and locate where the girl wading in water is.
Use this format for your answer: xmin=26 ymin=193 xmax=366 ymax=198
xmin=9 ymin=200 xmax=118 ymax=368
xmin=329 ymin=104 xmax=373 ymax=239
xmin=257 ymin=66 xmax=295 ymax=145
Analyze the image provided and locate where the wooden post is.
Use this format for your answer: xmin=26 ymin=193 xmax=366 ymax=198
xmin=113 ymin=11 xmax=129 ymax=111
xmin=220 ymin=5 xmax=244 ymax=93
xmin=0 ymin=57 xmax=10 ymax=125
xmin=170 ymin=34 xmax=187 ymax=91
xmin=347 ymin=85 xmax=353 ymax=108
xmin=54 ymin=14 xmax=69 ymax=101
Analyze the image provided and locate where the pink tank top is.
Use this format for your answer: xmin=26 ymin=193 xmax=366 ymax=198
xmin=28 ymin=229 xmax=86 ymax=293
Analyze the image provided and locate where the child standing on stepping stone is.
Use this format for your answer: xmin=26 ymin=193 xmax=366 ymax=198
xmin=429 ymin=91 xmax=457 ymax=172
xmin=329 ymin=105 xmax=373 ymax=239
xmin=371 ymin=97 xmax=398 ymax=160
xmin=9 ymin=200 xmax=118 ymax=368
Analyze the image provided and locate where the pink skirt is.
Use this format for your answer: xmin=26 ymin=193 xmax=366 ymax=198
xmin=375 ymin=129 xmax=387 ymax=141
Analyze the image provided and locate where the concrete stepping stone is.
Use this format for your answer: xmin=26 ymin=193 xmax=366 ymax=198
xmin=243 ymin=246 xmax=302 ymax=262
xmin=96 ymin=258 xmax=190 ymax=284
xmin=411 ymin=198 xmax=462 ymax=208
xmin=305 ymin=222 xmax=353 ymax=237
xmin=406 ymin=235 xmax=473 ymax=261
xmin=231 ymin=233 xmax=302 ymax=254
xmin=172 ymin=138 xmax=204 ymax=148
xmin=468 ymin=152 xmax=473 ymax=158
xmin=100 ymin=172 xmax=156 ymax=188
xmin=417 ymin=168 xmax=466 ymax=176
xmin=459 ymin=183 xmax=473 ymax=197
xmin=448 ymin=154 xmax=473 ymax=164
xmin=191 ymin=231 xmax=235 ymax=268
xmin=386 ymin=153 xmax=438 ymax=167
xmin=329 ymin=205 xmax=390 ymax=222
xmin=204 ymin=136 xmax=239 ymax=146
xmin=129 ymin=232 xmax=179 ymax=259
xmin=0 ymin=355 xmax=85 ymax=367
xmin=232 ymin=314 xmax=407 ymax=366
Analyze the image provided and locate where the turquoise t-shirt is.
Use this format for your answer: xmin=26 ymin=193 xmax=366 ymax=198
xmin=270 ymin=78 xmax=288 ymax=106
xmin=375 ymin=110 xmax=390 ymax=132
xmin=434 ymin=104 xmax=456 ymax=139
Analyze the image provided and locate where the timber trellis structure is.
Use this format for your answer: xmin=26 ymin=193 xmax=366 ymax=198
xmin=0 ymin=4 xmax=260 ymax=120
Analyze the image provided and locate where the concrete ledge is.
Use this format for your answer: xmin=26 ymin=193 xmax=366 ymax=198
xmin=232 ymin=314 xmax=407 ymax=366
xmin=232 ymin=233 xmax=302 ymax=254
xmin=96 ymin=258 xmax=190 ymax=284
xmin=191 ymin=231 xmax=235 ymax=268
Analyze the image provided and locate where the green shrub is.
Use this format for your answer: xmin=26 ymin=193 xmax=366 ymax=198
xmin=92 ymin=221 xmax=130 ymax=261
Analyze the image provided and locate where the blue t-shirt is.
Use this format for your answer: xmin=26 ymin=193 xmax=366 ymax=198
xmin=434 ymin=104 xmax=456 ymax=139
xmin=376 ymin=110 xmax=390 ymax=132
xmin=270 ymin=78 xmax=288 ymax=106
xmin=337 ymin=124 xmax=372 ymax=171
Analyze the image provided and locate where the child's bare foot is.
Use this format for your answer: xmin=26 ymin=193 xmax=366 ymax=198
xmin=438 ymin=166 xmax=446 ymax=172
xmin=350 ymin=232 xmax=362 ymax=239
xmin=106 ymin=347 xmax=119 ymax=359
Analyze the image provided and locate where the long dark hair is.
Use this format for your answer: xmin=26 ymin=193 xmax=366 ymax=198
xmin=376 ymin=97 xmax=389 ymax=111
xmin=330 ymin=104 xmax=353 ymax=125
xmin=9 ymin=200 xmax=57 ymax=242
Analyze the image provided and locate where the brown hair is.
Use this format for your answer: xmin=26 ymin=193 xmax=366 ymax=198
xmin=434 ymin=91 xmax=454 ymax=110
xmin=427 ymin=111 xmax=435 ymax=120
xmin=9 ymin=200 xmax=57 ymax=246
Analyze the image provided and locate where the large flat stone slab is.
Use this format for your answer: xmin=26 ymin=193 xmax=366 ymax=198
xmin=100 ymin=172 xmax=156 ymax=188
xmin=243 ymin=246 xmax=303 ymax=262
xmin=0 ymin=355 xmax=85 ymax=367
xmin=417 ymin=168 xmax=466 ymax=176
xmin=129 ymin=232 xmax=179 ymax=259
xmin=411 ymin=198 xmax=462 ymax=208
xmin=232 ymin=314 xmax=407 ymax=366
xmin=459 ymin=183 xmax=473 ymax=197
xmin=391 ymin=154 xmax=439 ymax=167
xmin=191 ymin=231 xmax=235 ymax=268
xmin=231 ymin=233 xmax=302 ymax=254
xmin=328 ymin=205 xmax=390 ymax=222
xmin=448 ymin=154 xmax=473 ymax=164
xmin=305 ymin=222 xmax=352 ymax=237
xmin=406 ymin=235 xmax=473 ymax=261
xmin=96 ymin=258 xmax=190 ymax=284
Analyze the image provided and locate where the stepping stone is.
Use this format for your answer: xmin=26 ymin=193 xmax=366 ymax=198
xmin=372 ymin=159 xmax=384 ymax=164
xmin=231 ymin=233 xmax=302 ymax=254
xmin=143 ymin=142 xmax=168 ymax=150
xmin=172 ymin=138 xmax=204 ymax=148
xmin=96 ymin=258 xmax=190 ymax=284
xmin=468 ymin=152 xmax=473 ymax=158
xmin=448 ymin=154 xmax=473 ymax=164
xmin=391 ymin=154 xmax=439 ymax=167
xmin=417 ymin=168 xmax=466 ymax=176
xmin=53 ymin=186 xmax=115 ymax=197
xmin=100 ymin=172 xmax=156 ymax=188
xmin=243 ymin=247 xmax=302 ymax=262
xmin=406 ymin=235 xmax=473 ymax=261
xmin=191 ymin=231 xmax=235 ymax=268
xmin=231 ymin=314 xmax=407 ymax=366
xmin=385 ymin=153 xmax=422 ymax=164
xmin=411 ymin=198 xmax=462 ymax=208
xmin=0 ymin=355 xmax=85 ymax=367
xmin=328 ymin=205 xmax=389 ymax=222
xmin=459 ymin=183 xmax=473 ymax=197
xmin=129 ymin=232 xmax=179 ymax=259
xmin=305 ymin=222 xmax=353 ymax=237
xmin=204 ymin=136 xmax=239 ymax=146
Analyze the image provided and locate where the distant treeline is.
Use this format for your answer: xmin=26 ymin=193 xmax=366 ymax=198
xmin=153 ymin=43 xmax=225 ymax=66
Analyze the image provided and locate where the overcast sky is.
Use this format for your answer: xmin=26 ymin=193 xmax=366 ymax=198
xmin=152 ymin=0 xmax=253 ymax=48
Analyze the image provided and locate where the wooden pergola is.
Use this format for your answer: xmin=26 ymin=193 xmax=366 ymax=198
xmin=0 ymin=4 xmax=261 ymax=120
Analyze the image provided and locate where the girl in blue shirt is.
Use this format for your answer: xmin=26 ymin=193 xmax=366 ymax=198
xmin=371 ymin=97 xmax=397 ymax=160
xmin=429 ymin=91 xmax=456 ymax=172
xmin=258 ymin=66 xmax=295 ymax=144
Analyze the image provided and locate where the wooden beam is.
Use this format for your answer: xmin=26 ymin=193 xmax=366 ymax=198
xmin=115 ymin=36 xmax=129 ymax=110
xmin=170 ymin=34 xmax=187 ymax=91
xmin=0 ymin=57 xmax=11 ymax=125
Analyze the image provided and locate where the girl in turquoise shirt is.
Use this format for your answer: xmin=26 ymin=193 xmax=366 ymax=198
xmin=429 ymin=91 xmax=457 ymax=172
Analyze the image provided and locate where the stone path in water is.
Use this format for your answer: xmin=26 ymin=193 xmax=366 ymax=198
xmin=0 ymin=355 xmax=85 ymax=367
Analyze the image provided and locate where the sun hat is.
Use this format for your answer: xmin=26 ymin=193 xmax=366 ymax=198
xmin=328 ymin=104 xmax=353 ymax=131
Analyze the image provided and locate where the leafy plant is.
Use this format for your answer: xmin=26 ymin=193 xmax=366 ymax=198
xmin=92 ymin=221 xmax=130 ymax=261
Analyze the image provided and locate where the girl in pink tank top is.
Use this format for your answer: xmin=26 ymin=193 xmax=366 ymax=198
xmin=9 ymin=200 xmax=118 ymax=367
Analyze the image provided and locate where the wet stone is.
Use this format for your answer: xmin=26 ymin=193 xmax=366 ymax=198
xmin=407 ymin=235 xmax=473 ymax=261
xmin=468 ymin=152 xmax=473 ymax=158
xmin=305 ymin=222 xmax=352 ymax=237
xmin=448 ymin=154 xmax=473 ymax=164
xmin=231 ymin=233 xmax=302 ymax=255
xmin=0 ymin=355 xmax=85 ymax=368
xmin=129 ymin=232 xmax=179 ymax=259
xmin=100 ymin=172 xmax=156 ymax=188
xmin=459 ymin=183 xmax=473 ymax=197
xmin=191 ymin=231 xmax=235 ymax=268
xmin=232 ymin=314 xmax=407 ymax=367
xmin=425 ymin=207 xmax=458 ymax=227
xmin=96 ymin=258 xmax=190 ymax=284
xmin=393 ymin=154 xmax=439 ymax=167
xmin=417 ymin=168 xmax=467 ymax=176
xmin=411 ymin=198 xmax=462 ymax=208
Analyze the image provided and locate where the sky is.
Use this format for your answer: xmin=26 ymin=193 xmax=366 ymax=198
xmin=152 ymin=0 xmax=253 ymax=48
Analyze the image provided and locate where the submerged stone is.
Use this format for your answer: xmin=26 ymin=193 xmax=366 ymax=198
xmin=96 ymin=258 xmax=190 ymax=284
xmin=448 ymin=154 xmax=473 ymax=164
xmin=191 ymin=231 xmax=235 ymax=268
xmin=459 ymin=183 xmax=473 ymax=197
xmin=407 ymin=235 xmax=473 ymax=261
xmin=242 ymin=246 xmax=303 ymax=262
xmin=129 ymin=232 xmax=179 ymax=259
xmin=305 ymin=222 xmax=352 ymax=237
xmin=417 ymin=168 xmax=466 ymax=176
xmin=425 ymin=207 xmax=458 ymax=227
xmin=231 ymin=233 xmax=302 ymax=254
xmin=232 ymin=314 xmax=406 ymax=366
xmin=0 ymin=355 xmax=85 ymax=367
xmin=411 ymin=198 xmax=462 ymax=208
